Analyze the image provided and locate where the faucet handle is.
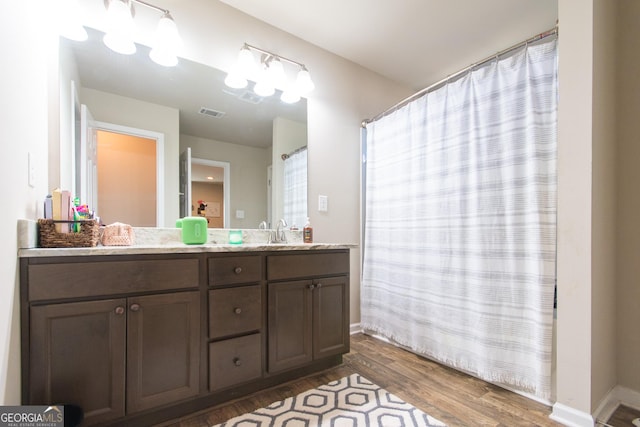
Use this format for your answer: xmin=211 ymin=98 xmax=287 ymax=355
xmin=258 ymin=221 xmax=267 ymax=230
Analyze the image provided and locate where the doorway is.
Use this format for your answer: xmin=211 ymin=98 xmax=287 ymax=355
xmin=96 ymin=130 xmax=157 ymax=226
xmin=191 ymin=158 xmax=230 ymax=228
xmin=94 ymin=121 xmax=165 ymax=226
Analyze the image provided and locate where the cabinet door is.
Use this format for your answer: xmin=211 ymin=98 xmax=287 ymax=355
xmin=313 ymin=276 xmax=350 ymax=359
xmin=30 ymin=299 xmax=127 ymax=425
xmin=267 ymin=280 xmax=313 ymax=373
xmin=126 ymin=291 xmax=201 ymax=413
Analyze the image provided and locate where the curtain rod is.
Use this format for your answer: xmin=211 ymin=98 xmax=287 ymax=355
xmin=281 ymin=145 xmax=307 ymax=160
xmin=362 ymin=26 xmax=558 ymax=127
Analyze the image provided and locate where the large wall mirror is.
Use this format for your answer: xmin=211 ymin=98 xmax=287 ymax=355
xmin=59 ymin=27 xmax=307 ymax=229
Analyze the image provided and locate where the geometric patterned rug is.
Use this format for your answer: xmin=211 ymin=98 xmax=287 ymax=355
xmin=212 ymin=374 xmax=447 ymax=426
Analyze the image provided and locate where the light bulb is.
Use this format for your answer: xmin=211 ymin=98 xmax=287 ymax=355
xmin=281 ymin=87 xmax=301 ymax=104
xmin=237 ymin=46 xmax=256 ymax=79
xmin=253 ymin=64 xmax=275 ymax=97
xmin=224 ymin=68 xmax=248 ymax=89
xmin=295 ymin=67 xmax=315 ymax=95
xmin=150 ymin=13 xmax=182 ymax=67
xmin=103 ymin=0 xmax=136 ymax=55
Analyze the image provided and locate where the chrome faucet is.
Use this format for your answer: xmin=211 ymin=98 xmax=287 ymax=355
xmin=258 ymin=221 xmax=267 ymax=230
xmin=269 ymin=218 xmax=287 ymax=243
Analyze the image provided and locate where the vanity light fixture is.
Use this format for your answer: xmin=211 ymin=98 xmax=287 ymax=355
xmin=103 ymin=0 xmax=136 ymax=55
xmin=225 ymin=44 xmax=315 ymax=103
xmin=61 ymin=0 xmax=183 ymax=66
xmin=103 ymin=0 xmax=183 ymax=66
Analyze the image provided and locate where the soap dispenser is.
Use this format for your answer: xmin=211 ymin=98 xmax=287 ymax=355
xmin=303 ymin=217 xmax=313 ymax=243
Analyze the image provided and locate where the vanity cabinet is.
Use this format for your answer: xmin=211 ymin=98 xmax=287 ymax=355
xmin=22 ymin=255 xmax=201 ymax=426
xmin=20 ymin=248 xmax=350 ymax=427
xmin=266 ymin=251 xmax=350 ymax=373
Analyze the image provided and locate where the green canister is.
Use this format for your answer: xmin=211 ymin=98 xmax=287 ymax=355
xmin=181 ymin=216 xmax=208 ymax=244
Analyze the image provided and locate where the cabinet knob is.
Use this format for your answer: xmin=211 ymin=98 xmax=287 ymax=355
xmin=114 ymin=306 xmax=125 ymax=315
xmin=130 ymin=303 xmax=141 ymax=312
xmin=233 ymin=357 xmax=242 ymax=367
xmin=308 ymin=284 xmax=315 ymax=290
xmin=233 ymin=307 xmax=242 ymax=315
xmin=315 ymin=283 xmax=322 ymax=289
xmin=234 ymin=267 xmax=242 ymax=274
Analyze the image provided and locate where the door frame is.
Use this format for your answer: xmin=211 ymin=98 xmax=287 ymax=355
xmin=94 ymin=121 xmax=165 ymax=227
xmin=191 ymin=157 xmax=230 ymax=228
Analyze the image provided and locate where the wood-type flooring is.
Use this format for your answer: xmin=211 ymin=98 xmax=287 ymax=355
xmin=156 ymin=333 xmax=637 ymax=427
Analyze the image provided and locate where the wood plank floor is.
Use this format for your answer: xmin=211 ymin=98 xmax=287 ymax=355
xmin=157 ymin=333 xmax=566 ymax=426
xmin=606 ymin=405 xmax=640 ymax=426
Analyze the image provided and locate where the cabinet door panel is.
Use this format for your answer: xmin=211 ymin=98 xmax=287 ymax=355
xmin=29 ymin=299 xmax=126 ymax=425
xmin=313 ymin=276 xmax=350 ymax=359
xmin=267 ymin=280 xmax=312 ymax=373
xmin=127 ymin=291 xmax=200 ymax=413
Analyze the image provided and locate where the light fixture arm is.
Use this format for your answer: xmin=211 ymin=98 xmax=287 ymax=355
xmin=103 ymin=0 xmax=171 ymax=18
xmin=243 ymin=43 xmax=307 ymax=69
xmin=130 ymin=0 xmax=169 ymax=15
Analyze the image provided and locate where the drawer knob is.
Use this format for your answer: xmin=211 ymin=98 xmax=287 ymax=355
xmin=130 ymin=303 xmax=141 ymax=312
xmin=234 ymin=267 xmax=242 ymax=274
xmin=114 ymin=306 xmax=125 ymax=315
xmin=233 ymin=307 xmax=242 ymax=315
xmin=233 ymin=357 xmax=242 ymax=367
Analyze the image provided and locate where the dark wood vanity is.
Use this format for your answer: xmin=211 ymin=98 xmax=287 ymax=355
xmin=19 ymin=248 xmax=350 ymax=426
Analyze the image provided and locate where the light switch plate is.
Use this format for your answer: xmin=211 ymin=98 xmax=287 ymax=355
xmin=235 ymin=210 xmax=245 ymax=219
xmin=318 ymin=195 xmax=328 ymax=212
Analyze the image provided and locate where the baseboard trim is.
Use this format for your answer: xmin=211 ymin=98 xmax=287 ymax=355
xmin=550 ymin=403 xmax=594 ymax=427
xmin=349 ymin=323 xmax=363 ymax=335
xmin=593 ymin=385 xmax=640 ymax=424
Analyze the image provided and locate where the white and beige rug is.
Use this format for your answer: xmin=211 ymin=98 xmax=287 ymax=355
xmin=213 ymin=373 xmax=446 ymax=426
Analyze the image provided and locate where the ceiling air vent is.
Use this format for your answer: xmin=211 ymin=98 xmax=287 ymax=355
xmin=198 ymin=107 xmax=226 ymax=118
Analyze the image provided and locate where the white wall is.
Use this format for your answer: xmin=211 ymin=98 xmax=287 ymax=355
xmin=590 ymin=0 xmax=618 ymax=410
xmin=554 ymin=0 xmax=625 ymax=423
xmin=554 ymin=0 xmax=595 ymax=421
xmin=616 ymin=0 xmax=640 ymax=394
xmin=0 ymin=1 xmax=53 ymax=404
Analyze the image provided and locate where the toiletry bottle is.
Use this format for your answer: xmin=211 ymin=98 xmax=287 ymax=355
xmin=303 ymin=217 xmax=313 ymax=243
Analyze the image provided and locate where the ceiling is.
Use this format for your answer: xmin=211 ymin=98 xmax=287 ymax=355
xmin=220 ymin=0 xmax=558 ymax=91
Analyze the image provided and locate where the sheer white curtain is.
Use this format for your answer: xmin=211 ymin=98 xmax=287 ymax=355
xmin=283 ymin=147 xmax=307 ymax=228
xmin=362 ymin=38 xmax=557 ymax=399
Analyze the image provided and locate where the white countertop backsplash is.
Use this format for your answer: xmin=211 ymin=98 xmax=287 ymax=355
xmin=17 ymin=220 xmax=355 ymax=257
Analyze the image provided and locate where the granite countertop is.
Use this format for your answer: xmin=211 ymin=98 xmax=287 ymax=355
xmin=17 ymin=220 xmax=356 ymax=258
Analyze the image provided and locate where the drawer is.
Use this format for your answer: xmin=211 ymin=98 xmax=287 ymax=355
xmin=209 ymin=285 xmax=262 ymax=339
xmin=28 ymin=258 xmax=199 ymax=301
xmin=266 ymin=251 xmax=349 ymax=281
xmin=208 ymin=255 xmax=262 ymax=286
xmin=209 ymin=333 xmax=262 ymax=391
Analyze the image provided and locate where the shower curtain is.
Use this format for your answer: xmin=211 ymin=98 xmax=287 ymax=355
xmin=283 ymin=147 xmax=308 ymax=229
xmin=361 ymin=38 xmax=557 ymax=399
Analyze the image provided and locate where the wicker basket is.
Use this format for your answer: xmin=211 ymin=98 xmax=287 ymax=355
xmin=38 ymin=219 xmax=100 ymax=248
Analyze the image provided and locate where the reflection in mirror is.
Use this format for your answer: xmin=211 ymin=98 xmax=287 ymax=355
xmin=59 ymin=26 xmax=307 ymax=228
